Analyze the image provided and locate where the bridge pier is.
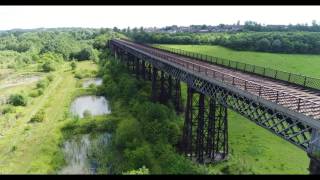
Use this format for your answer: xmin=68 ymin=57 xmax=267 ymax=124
xmin=181 ymin=86 xmax=228 ymax=163
xmin=147 ymin=63 xmax=152 ymax=81
xmin=151 ymin=67 xmax=158 ymax=102
xmin=141 ymin=60 xmax=146 ymax=80
xmin=308 ymin=129 xmax=320 ymax=174
xmin=135 ymin=57 xmax=140 ymax=80
xmin=159 ymin=71 xmax=167 ymax=104
xmin=173 ymin=79 xmax=183 ymax=113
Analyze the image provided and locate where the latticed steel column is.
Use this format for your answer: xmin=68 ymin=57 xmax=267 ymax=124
xmin=151 ymin=67 xmax=158 ymax=102
xmin=141 ymin=60 xmax=146 ymax=80
xmin=206 ymin=98 xmax=216 ymax=158
xmin=168 ymin=75 xmax=173 ymax=99
xmin=159 ymin=71 xmax=167 ymax=104
xmin=211 ymin=96 xmax=228 ymax=161
xmin=196 ymin=93 xmax=205 ymax=163
xmin=147 ymin=63 xmax=152 ymax=81
xmin=126 ymin=54 xmax=130 ymax=71
xmin=182 ymin=86 xmax=194 ymax=157
xmin=174 ymin=79 xmax=183 ymax=113
xmin=135 ymin=57 xmax=140 ymax=80
xmin=127 ymin=54 xmax=134 ymax=72
xmin=308 ymin=129 xmax=320 ymax=174
xmin=181 ymin=87 xmax=228 ymax=163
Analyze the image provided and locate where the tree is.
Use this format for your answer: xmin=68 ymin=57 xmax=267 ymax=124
xmin=271 ymin=39 xmax=282 ymax=51
xmin=256 ymin=38 xmax=271 ymax=51
xmin=72 ymin=47 xmax=98 ymax=61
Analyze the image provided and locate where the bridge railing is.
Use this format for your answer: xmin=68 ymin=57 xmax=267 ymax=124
xmin=113 ymin=39 xmax=320 ymax=120
xmin=149 ymin=44 xmax=320 ymax=92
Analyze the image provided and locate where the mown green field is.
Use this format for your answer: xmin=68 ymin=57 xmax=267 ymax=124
xmin=159 ymin=44 xmax=320 ymax=78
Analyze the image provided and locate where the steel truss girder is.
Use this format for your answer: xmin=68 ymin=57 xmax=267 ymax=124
xmin=110 ymin=40 xmax=317 ymax=151
xmin=109 ymin=40 xmax=320 ymax=173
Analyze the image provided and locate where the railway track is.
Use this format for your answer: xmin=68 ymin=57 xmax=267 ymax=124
xmin=115 ymin=39 xmax=320 ymax=120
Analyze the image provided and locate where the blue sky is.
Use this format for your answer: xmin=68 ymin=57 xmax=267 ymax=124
xmin=0 ymin=6 xmax=319 ymax=30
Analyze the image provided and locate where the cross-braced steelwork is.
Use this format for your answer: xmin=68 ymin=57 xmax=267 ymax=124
xmin=108 ymin=39 xmax=320 ymax=174
xmin=182 ymin=87 xmax=228 ymax=163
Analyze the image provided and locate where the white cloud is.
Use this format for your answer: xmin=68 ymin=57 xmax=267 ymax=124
xmin=0 ymin=5 xmax=319 ymax=30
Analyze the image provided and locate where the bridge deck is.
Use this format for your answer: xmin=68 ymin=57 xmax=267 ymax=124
xmin=115 ymin=39 xmax=320 ymax=121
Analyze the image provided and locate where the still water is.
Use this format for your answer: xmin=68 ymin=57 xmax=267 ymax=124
xmin=70 ymin=96 xmax=110 ymax=118
xmin=59 ymin=133 xmax=111 ymax=174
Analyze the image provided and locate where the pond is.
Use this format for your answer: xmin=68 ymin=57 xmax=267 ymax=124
xmin=82 ymin=78 xmax=103 ymax=88
xmin=59 ymin=133 xmax=111 ymax=174
xmin=70 ymin=96 xmax=111 ymax=118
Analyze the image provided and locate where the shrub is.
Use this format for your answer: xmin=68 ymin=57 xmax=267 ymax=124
xmin=1 ymin=105 xmax=15 ymax=114
xmin=29 ymin=89 xmax=44 ymax=97
xmin=8 ymin=94 xmax=27 ymax=106
xmin=47 ymin=74 xmax=55 ymax=82
xmin=7 ymin=64 xmax=15 ymax=69
xmin=114 ymin=118 xmax=143 ymax=150
xmin=29 ymin=91 xmax=39 ymax=97
xmin=29 ymin=109 xmax=45 ymax=123
xmin=71 ymin=61 xmax=77 ymax=70
xmin=83 ymin=110 xmax=92 ymax=118
xmin=123 ymin=166 xmax=149 ymax=175
xmin=42 ymin=61 xmax=55 ymax=72
xmin=36 ymin=79 xmax=49 ymax=89
xmin=123 ymin=143 xmax=156 ymax=170
xmin=89 ymin=83 xmax=96 ymax=89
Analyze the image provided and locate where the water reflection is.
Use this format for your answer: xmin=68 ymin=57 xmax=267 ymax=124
xmin=70 ymin=96 xmax=110 ymax=118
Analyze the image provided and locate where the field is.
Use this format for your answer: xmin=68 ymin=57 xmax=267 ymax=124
xmin=0 ymin=60 xmax=98 ymax=173
xmin=159 ymin=44 xmax=320 ymax=78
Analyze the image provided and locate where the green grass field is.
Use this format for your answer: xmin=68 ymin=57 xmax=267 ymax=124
xmin=159 ymin=44 xmax=320 ymax=78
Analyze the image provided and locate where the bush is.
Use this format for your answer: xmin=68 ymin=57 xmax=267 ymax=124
xmin=29 ymin=109 xmax=45 ymax=123
xmin=74 ymin=70 xmax=93 ymax=79
xmin=123 ymin=143 xmax=156 ymax=171
xmin=123 ymin=166 xmax=149 ymax=175
xmin=36 ymin=79 xmax=49 ymax=89
xmin=72 ymin=47 xmax=99 ymax=61
xmin=7 ymin=64 xmax=15 ymax=69
xmin=42 ymin=61 xmax=55 ymax=72
xmin=83 ymin=110 xmax=92 ymax=118
xmin=89 ymin=83 xmax=96 ymax=89
xmin=29 ymin=89 xmax=44 ymax=97
xmin=47 ymin=74 xmax=55 ymax=82
xmin=71 ymin=61 xmax=77 ymax=70
xmin=114 ymin=118 xmax=143 ymax=150
xmin=8 ymin=94 xmax=27 ymax=106
xmin=1 ymin=105 xmax=15 ymax=114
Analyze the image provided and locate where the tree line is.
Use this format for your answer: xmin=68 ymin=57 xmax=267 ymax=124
xmin=126 ymin=30 xmax=320 ymax=54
